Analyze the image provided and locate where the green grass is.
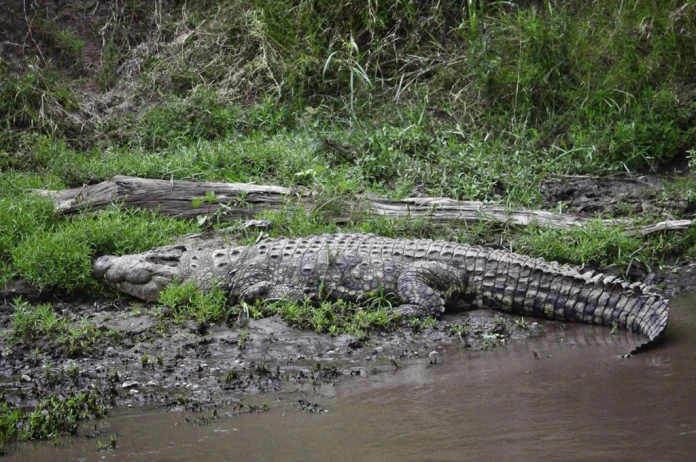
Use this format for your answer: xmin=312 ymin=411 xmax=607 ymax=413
xmin=513 ymin=220 xmax=644 ymax=270
xmin=10 ymin=298 xmax=117 ymax=356
xmin=159 ymin=282 xmax=230 ymax=324
xmin=158 ymin=279 xmax=401 ymax=338
xmin=0 ymin=393 xmax=108 ymax=455
xmin=249 ymin=289 xmax=401 ymax=338
xmin=1 ymin=0 xmax=695 ymax=295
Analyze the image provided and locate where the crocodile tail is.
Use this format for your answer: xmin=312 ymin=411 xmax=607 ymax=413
xmin=627 ymin=296 xmax=669 ymax=355
xmin=473 ymin=250 xmax=670 ymax=354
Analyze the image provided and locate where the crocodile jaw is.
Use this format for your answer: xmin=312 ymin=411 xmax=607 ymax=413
xmin=92 ymin=245 xmax=187 ymax=302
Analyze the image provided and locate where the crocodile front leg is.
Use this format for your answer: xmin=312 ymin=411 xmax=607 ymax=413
xmin=395 ymin=262 xmax=468 ymax=317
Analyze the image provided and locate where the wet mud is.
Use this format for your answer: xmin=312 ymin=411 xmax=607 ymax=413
xmin=0 ymin=301 xmax=545 ymax=412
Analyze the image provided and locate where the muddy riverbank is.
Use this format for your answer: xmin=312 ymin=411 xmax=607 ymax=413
xmin=7 ymin=291 xmax=696 ymax=461
xmin=0 ymin=299 xmax=547 ymax=411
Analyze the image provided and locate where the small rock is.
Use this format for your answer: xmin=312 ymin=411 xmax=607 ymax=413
xmin=146 ymin=380 xmax=160 ymax=387
xmin=373 ymin=346 xmax=384 ymax=355
xmin=122 ymin=380 xmax=139 ymax=389
xmin=20 ymin=374 xmax=31 ymax=382
xmin=129 ymin=389 xmax=139 ymax=395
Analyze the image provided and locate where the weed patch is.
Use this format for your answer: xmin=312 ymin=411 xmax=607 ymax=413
xmin=159 ymin=282 xmax=230 ymax=324
xmin=253 ymin=297 xmax=400 ymax=338
xmin=10 ymin=298 xmax=116 ymax=356
xmin=0 ymin=393 xmax=107 ymax=454
xmin=513 ymin=220 xmax=644 ymax=272
xmin=0 ymin=66 xmax=81 ymax=154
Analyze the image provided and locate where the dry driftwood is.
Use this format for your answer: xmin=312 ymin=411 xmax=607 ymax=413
xmin=35 ymin=176 xmax=296 ymax=220
xmin=35 ymin=175 xmax=693 ymax=236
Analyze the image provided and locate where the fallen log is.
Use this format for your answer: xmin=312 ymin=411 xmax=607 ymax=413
xmin=35 ymin=176 xmax=296 ymax=221
xmin=34 ymin=175 xmax=694 ymax=236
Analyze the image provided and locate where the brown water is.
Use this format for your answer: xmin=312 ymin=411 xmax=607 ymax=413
xmin=9 ymin=292 xmax=696 ymax=461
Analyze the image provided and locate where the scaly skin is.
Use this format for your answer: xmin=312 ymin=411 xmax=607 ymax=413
xmin=93 ymin=233 xmax=669 ymax=354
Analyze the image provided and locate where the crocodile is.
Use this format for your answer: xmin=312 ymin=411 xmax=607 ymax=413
xmin=92 ymin=233 xmax=669 ymax=354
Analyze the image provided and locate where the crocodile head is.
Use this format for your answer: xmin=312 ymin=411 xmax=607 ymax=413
xmin=92 ymin=245 xmax=192 ymax=302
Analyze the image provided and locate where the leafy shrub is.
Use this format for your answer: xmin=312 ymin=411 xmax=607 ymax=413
xmin=159 ymin=282 xmax=228 ymax=323
xmin=11 ymin=225 xmax=95 ymax=292
xmin=0 ymin=195 xmax=57 ymax=258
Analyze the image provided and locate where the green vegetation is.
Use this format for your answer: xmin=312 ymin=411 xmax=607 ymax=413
xmin=4 ymin=205 xmax=196 ymax=294
xmin=249 ymin=294 xmax=400 ymax=338
xmin=158 ymin=281 xmax=400 ymax=337
xmin=0 ymin=0 xmax=693 ymax=309
xmin=159 ymin=282 xmax=229 ymax=323
xmin=0 ymin=393 xmax=108 ymax=455
xmin=9 ymin=298 xmax=117 ymax=356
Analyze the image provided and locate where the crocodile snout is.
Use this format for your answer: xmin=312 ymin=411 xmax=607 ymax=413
xmin=91 ymin=251 xmax=183 ymax=302
xmin=92 ymin=256 xmax=114 ymax=280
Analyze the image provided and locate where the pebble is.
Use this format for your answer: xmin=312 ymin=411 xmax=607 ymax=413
xmin=122 ymin=380 xmax=139 ymax=389
xmin=129 ymin=389 xmax=139 ymax=395
xmin=20 ymin=374 xmax=31 ymax=382
xmin=146 ymin=380 xmax=160 ymax=387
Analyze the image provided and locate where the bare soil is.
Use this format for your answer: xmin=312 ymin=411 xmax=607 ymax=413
xmin=540 ymin=174 xmax=694 ymax=218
